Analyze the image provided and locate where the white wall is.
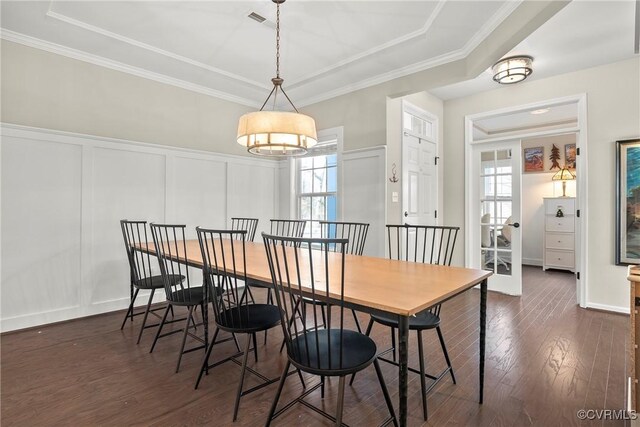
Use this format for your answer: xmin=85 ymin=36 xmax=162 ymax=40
xmin=521 ymin=133 xmax=577 ymax=266
xmin=0 ymin=124 xmax=280 ymax=332
xmin=444 ymin=58 xmax=640 ymax=313
xmin=340 ymin=146 xmax=387 ymax=257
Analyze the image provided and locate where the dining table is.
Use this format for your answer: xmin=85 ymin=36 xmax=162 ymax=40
xmin=138 ymin=238 xmax=491 ymax=427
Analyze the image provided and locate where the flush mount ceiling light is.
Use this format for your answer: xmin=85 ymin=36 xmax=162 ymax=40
xmin=237 ymin=0 xmax=317 ymax=157
xmin=492 ymin=55 xmax=533 ymax=85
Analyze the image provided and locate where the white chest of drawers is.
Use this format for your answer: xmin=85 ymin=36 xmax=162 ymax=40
xmin=543 ymin=197 xmax=576 ymax=272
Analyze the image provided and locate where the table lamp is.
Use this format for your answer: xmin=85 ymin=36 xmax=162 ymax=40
xmin=552 ymin=167 xmax=576 ymax=197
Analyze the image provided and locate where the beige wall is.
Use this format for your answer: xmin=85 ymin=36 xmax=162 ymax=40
xmin=0 ymin=40 xmax=252 ymax=156
xmin=443 ymin=57 xmax=640 ymax=311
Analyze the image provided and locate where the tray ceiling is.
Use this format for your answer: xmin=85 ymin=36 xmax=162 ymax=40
xmin=1 ymin=1 xmax=518 ymax=107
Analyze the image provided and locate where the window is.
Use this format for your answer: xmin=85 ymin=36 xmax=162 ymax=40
xmin=298 ymin=152 xmax=337 ymax=238
xmin=481 ymin=158 xmax=513 ymax=224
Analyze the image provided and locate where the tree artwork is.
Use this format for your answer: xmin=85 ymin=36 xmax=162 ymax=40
xmin=549 ymin=144 xmax=561 ymax=170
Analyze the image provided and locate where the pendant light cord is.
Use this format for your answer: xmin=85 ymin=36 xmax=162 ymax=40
xmin=276 ymin=2 xmax=280 ymax=79
xmin=259 ymin=0 xmax=300 ymax=114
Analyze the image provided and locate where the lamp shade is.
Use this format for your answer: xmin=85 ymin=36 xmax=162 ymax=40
xmin=237 ymin=111 xmax=317 ymax=156
xmin=552 ymin=167 xmax=576 ymax=181
xmin=492 ymin=55 xmax=533 ymax=84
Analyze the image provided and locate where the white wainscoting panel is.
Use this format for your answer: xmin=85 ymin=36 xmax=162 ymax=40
xmin=1 ymin=137 xmax=83 ymax=321
xmin=0 ymin=124 xmax=279 ymax=332
xmin=90 ymin=147 xmax=166 ymax=306
xmin=226 ymin=162 xmax=278 ymax=238
xmin=341 ymin=146 xmax=387 ymax=257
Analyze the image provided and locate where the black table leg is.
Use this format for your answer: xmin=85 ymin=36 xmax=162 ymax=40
xmin=398 ymin=314 xmax=409 ymax=427
xmin=479 ymin=278 xmax=487 ymax=404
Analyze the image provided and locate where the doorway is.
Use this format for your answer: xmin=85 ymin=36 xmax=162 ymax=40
xmin=402 ymin=100 xmax=438 ymax=226
xmin=464 ymin=94 xmax=587 ymax=306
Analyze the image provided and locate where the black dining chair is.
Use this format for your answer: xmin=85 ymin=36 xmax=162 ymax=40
xmin=283 ymin=221 xmax=369 ymax=340
xmin=119 ymin=220 xmax=184 ymax=344
xmin=194 ymin=228 xmax=286 ymax=422
xmin=149 ymin=223 xmax=209 ymax=373
xmin=230 ymin=217 xmax=259 ymax=242
xmin=263 ymin=233 xmax=397 ymax=427
xmin=248 ymin=219 xmax=305 ymax=304
xmin=248 ymin=219 xmax=306 ymax=350
xmin=354 ymin=224 xmax=459 ymax=421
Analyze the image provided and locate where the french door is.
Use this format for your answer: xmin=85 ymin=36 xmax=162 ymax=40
xmin=471 ymin=140 xmax=522 ymax=295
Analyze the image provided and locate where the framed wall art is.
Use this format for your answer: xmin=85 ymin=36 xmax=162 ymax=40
xmin=616 ymin=138 xmax=640 ymax=265
xmin=564 ymin=143 xmax=576 ymax=170
xmin=523 ymin=146 xmax=544 ymax=173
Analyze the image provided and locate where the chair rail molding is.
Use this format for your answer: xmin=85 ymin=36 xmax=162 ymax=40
xmin=0 ymin=123 xmax=280 ymax=332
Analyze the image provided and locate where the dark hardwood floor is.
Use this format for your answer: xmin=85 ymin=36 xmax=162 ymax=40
xmin=1 ymin=266 xmax=628 ymax=426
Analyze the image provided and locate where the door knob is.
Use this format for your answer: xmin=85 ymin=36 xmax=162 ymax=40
xmin=404 ymin=211 xmax=408 ymax=217
xmin=507 ymin=222 xmax=520 ymax=228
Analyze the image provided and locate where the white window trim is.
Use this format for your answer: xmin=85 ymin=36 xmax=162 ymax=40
xmin=289 ymin=126 xmax=344 ymax=221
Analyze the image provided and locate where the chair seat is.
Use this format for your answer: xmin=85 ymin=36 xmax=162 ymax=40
xmin=134 ymin=274 xmax=184 ymax=290
xmin=247 ymin=280 xmax=273 ymax=289
xmin=371 ymin=310 xmax=440 ymax=330
xmin=300 ymin=296 xmax=328 ymax=306
xmin=169 ymin=287 xmax=207 ymax=306
xmin=216 ymin=304 xmax=281 ymax=333
xmin=289 ymin=329 xmax=377 ymax=376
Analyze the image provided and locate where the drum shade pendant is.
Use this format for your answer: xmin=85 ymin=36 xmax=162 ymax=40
xmin=492 ymin=55 xmax=533 ymax=84
xmin=237 ymin=0 xmax=317 ymax=156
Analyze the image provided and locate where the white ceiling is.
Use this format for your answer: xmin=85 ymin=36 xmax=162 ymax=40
xmin=0 ymin=0 xmax=519 ymax=108
xmin=473 ymin=102 xmax=578 ymax=139
xmin=430 ymin=0 xmax=639 ymax=101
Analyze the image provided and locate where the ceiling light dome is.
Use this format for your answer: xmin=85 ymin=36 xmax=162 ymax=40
xmin=236 ymin=0 xmax=317 ymax=157
xmin=492 ymin=55 xmax=533 ymax=84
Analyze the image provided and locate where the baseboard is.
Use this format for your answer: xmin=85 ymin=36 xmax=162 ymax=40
xmin=0 ymin=291 xmax=166 ymax=333
xmin=585 ymin=302 xmax=630 ymax=315
xmin=523 ymin=258 xmax=543 ymax=267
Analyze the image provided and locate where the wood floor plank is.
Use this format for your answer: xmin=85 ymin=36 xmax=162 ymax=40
xmin=1 ymin=266 xmax=629 ymax=426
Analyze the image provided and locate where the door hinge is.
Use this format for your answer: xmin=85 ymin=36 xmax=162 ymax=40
xmin=435 ymin=156 xmax=439 ymax=165
xmin=577 ymin=209 xmax=580 ymax=218
xmin=577 ymin=272 xmax=580 ymax=280
xmin=434 ymin=210 xmax=438 ymax=219
xmin=577 ymin=147 xmax=581 ymax=155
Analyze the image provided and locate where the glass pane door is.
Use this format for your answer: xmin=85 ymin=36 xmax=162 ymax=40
xmin=473 ymin=141 xmax=522 ymax=295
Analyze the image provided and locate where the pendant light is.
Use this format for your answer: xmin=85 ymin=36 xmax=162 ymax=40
xmin=237 ymin=0 xmax=317 ymax=156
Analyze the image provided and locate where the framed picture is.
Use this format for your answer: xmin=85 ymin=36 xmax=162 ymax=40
xmin=564 ymin=143 xmax=576 ymax=170
xmin=616 ymin=138 xmax=640 ymax=265
xmin=523 ymin=146 xmax=544 ymax=172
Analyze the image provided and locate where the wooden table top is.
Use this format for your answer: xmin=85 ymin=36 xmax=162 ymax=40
xmin=139 ymin=239 xmax=491 ymax=317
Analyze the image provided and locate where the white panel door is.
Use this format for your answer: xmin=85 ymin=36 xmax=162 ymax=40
xmin=1 ymin=138 xmax=83 ymax=319
xmin=91 ymin=147 xmax=166 ymax=305
xmin=402 ymin=133 xmax=437 ymax=226
xmin=471 ymin=140 xmax=522 ymax=295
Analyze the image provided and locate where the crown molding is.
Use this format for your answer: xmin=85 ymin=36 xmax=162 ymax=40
xmin=295 ymin=1 xmax=522 ymax=107
xmin=0 ymin=29 xmax=261 ymax=108
xmin=460 ymin=0 xmax=523 ymax=55
xmin=296 ymin=48 xmax=466 ymax=107
xmin=287 ymin=0 xmax=447 ymax=88
xmin=45 ymin=10 xmax=270 ymax=91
